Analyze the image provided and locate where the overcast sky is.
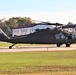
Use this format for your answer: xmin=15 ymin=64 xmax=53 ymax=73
xmin=0 ymin=0 xmax=76 ymax=24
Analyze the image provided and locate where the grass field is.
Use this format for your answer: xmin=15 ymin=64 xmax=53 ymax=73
xmin=0 ymin=51 xmax=76 ymax=75
xmin=0 ymin=42 xmax=30 ymax=47
xmin=0 ymin=42 xmax=53 ymax=47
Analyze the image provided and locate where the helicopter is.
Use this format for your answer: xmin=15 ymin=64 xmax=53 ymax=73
xmin=0 ymin=21 xmax=76 ymax=49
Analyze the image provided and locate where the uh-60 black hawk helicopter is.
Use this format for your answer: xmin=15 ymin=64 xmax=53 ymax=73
xmin=0 ymin=21 xmax=76 ymax=49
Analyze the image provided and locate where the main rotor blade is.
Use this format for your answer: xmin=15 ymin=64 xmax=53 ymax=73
xmin=32 ymin=20 xmax=63 ymax=26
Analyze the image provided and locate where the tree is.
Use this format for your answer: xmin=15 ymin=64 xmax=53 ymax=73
xmin=5 ymin=17 xmax=34 ymax=29
xmin=6 ymin=18 xmax=18 ymax=29
xmin=0 ymin=17 xmax=35 ymax=36
xmin=25 ymin=17 xmax=34 ymax=25
xmin=17 ymin=17 xmax=34 ymax=27
xmin=67 ymin=22 xmax=73 ymax=25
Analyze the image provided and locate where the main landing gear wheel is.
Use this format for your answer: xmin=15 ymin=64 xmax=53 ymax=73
xmin=66 ymin=43 xmax=70 ymax=47
xmin=57 ymin=44 xmax=61 ymax=47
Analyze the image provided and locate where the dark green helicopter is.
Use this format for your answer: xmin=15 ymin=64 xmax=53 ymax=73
xmin=0 ymin=21 xmax=75 ymax=49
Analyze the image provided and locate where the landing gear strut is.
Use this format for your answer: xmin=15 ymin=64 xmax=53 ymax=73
xmin=66 ymin=43 xmax=70 ymax=47
xmin=9 ymin=43 xmax=16 ymax=49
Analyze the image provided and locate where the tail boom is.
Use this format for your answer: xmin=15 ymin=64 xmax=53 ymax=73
xmin=0 ymin=28 xmax=10 ymax=42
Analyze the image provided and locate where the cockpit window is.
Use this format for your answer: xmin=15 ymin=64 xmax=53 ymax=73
xmin=55 ymin=34 xmax=65 ymax=39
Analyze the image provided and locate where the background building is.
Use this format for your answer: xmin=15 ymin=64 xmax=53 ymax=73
xmin=12 ymin=23 xmax=54 ymax=37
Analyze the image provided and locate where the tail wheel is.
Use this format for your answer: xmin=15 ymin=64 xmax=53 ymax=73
xmin=9 ymin=46 xmax=12 ymax=49
xmin=66 ymin=43 xmax=70 ymax=47
xmin=57 ymin=44 xmax=61 ymax=47
xmin=9 ymin=43 xmax=16 ymax=49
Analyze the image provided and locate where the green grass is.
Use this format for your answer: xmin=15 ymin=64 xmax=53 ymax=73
xmin=0 ymin=42 xmax=31 ymax=47
xmin=0 ymin=42 xmax=11 ymax=47
xmin=0 ymin=51 xmax=76 ymax=74
xmin=0 ymin=42 xmax=52 ymax=47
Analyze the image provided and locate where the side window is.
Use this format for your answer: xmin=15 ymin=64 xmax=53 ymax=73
xmin=72 ymin=34 xmax=74 ymax=39
xmin=61 ymin=34 xmax=65 ymax=39
xmin=55 ymin=34 xmax=61 ymax=39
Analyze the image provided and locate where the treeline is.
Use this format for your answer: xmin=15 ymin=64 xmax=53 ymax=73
xmin=0 ymin=17 xmax=35 ymax=36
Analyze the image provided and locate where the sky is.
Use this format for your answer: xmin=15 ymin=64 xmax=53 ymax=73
xmin=0 ymin=0 xmax=76 ymax=24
